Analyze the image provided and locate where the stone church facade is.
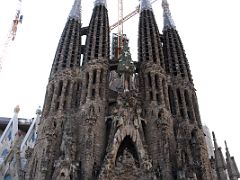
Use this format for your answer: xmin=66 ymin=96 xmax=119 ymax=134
xmin=11 ymin=0 xmax=238 ymax=179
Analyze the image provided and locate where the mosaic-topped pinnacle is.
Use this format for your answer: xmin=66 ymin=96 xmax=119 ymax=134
xmin=14 ymin=105 xmax=20 ymax=114
xmin=69 ymin=0 xmax=81 ymax=21
xmin=162 ymin=0 xmax=176 ymax=30
xmin=94 ymin=0 xmax=107 ymax=7
xmin=140 ymin=0 xmax=153 ymax=12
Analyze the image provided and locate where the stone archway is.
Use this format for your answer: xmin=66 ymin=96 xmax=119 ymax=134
xmin=98 ymin=126 xmax=154 ymax=180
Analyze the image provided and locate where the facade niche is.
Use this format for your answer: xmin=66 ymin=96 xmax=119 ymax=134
xmin=75 ymin=81 xmax=81 ymax=107
xmin=155 ymin=74 xmax=160 ymax=90
xmin=177 ymin=88 xmax=184 ymax=118
xmin=184 ymin=90 xmax=194 ymax=123
xmin=168 ymin=86 xmax=176 ymax=115
xmin=92 ymin=89 xmax=96 ymax=98
xmin=116 ymin=136 xmax=140 ymax=168
xmin=86 ymin=72 xmax=89 ymax=88
xmin=148 ymin=72 xmax=152 ymax=88
xmin=57 ymin=81 xmax=63 ymax=97
xmin=93 ymin=69 xmax=97 ymax=84
xmin=100 ymin=69 xmax=103 ymax=83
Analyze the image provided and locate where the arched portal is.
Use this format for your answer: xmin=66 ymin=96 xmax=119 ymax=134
xmin=115 ymin=135 xmax=140 ymax=168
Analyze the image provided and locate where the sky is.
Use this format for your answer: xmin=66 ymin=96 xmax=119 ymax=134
xmin=0 ymin=0 xmax=240 ymax=168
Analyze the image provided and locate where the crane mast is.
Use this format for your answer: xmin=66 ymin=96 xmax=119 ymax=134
xmin=117 ymin=0 xmax=124 ymax=60
xmin=110 ymin=0 xmax=158 ymax=31
xmin=0 ymin=0 xmax=23 ymax=72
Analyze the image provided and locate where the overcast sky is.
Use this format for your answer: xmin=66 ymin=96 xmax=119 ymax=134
xmin=0 ymin=0 xmax=239 ymax=167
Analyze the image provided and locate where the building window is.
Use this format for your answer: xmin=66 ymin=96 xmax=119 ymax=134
xmin=1 ymin=149 xmax=9 ymax=158
xmin=4 ymin=175 xmax=11 ymax=180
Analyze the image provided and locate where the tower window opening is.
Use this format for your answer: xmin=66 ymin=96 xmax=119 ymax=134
xmin=180 ymin=108 xmax=185 ymax=118
xmin=148 ymin=72 xmax=152 ymax=88
xmin=93 ymin=69 xmax=97 ymax=84
xmin=168 ymin=86 xmax=176 ymax=115
xmin=86 ymin=73 xmax=89 ymax=88
xmin=57 ymin=81 xmax=63 ymax=97
xmin=71 ymin=82 xmax=77 ymax=108
xmin=65 ymin=80 xmax=70 ymax=96
xmin=92 ymin=89 xmax=96 ymax=98
xmin=177 ymin=89 xmax=182 ymax=106
xmin=75 ymin=81 xmax=81 ymax=107
xmin=99 ymin=87 xmax=102 ymax=99
xmin=155 ymin=74 xmax=160 ymax=90
xmin=95 ymin=50 xmax=98 ymax=58
xmin=150 ymin=91 xmax=153 ymax=101
xmin=156 ymin=93 xmax=161 ymax=104
xmin=100 ymin=69 xmax=104 ymax=83
xmin=142 ymin=120 xmax=147 ymax=139
xmin=162 ymin=80 xmax=168 ymax=108
xmin=63 ymin=100 xmax=67 ymax=110
xmin=158 ymin=111 xmax=162 ymax=119
xmin=55 ymin=101 xmax=60 ymax=111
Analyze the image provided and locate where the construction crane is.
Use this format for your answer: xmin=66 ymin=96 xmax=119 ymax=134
xmin=116 ymin=0 xmax=124 ymax=59
xmin=110 ymin=0 xmax=158 ymax=31
xmin=111 ymin=0 xmax=158 ymax=61
xmin=0 ymin=0 xmax=23 ymax=72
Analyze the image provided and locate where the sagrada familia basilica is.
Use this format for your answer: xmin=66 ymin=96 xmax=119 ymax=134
xmin=0 ymin=0 xmax=239 ymax=179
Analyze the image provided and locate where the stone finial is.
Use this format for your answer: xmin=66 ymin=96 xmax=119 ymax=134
xmin=162 ymin=0 xmax=176 ymax=30
xmin=94 ymin=0 xmax=107 ymax=7
xmin=36 ymin=106 xmax=42 ymax=115
xmin=140 ymin=0 xmax=153 ymax=12
xmin=69 ymin=0 xmax=81 ymax=21
xmin=212 ymin=131 xmax=218 ymax=148
xmin=14 ymin=105 xmax=20 ymax=114
xmin=224 ymin=141 xmax=229 ymax=152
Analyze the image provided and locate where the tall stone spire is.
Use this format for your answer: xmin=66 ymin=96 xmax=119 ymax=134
xmin=83 ymin=0 xmax=109 ymax=64
xmin=140 ymin=0 xmax=152 ymax=12
xmin=49 ymin=0 xmax=82 ymax=79
xmin=69 ymin=0 xmax=81 ymax=21
xmin=138 ymin=1 xmax=174 ymax=179
xmin=79 ymin=0 xmax=109 ymax=178
xmin=162 ymin=0 xmax=176 ymax=30
xmin=162 ymin=0 xmax=193 ymax=83
xmin=25 ymin=0 xmax=83 ymax=179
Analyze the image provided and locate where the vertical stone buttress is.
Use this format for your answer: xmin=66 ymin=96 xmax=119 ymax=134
xmin=162 ymin=0 xmax=214 ymax=179
xmin=78 ymin=0 xmax=109 ymax=179
xmin=138 ymin=0 xmax=175 ymax=179
xmin=25 ymin=0 xmax=82 ymax=179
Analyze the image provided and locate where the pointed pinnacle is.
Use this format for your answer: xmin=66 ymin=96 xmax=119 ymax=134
xmin=224 ymin=141 xmax=228 ymax=150
xmin=212 ymin=131 xmax=216 ymax=141
xmin=225 ymin=141 xmax=231 ymax=155
xmin=212 ymin=131 xmax=219 ymax=148
xmin=162 ymin=0 xmax=176 ymax=30
xmin=94 ymin=0 xmax=107 ymax=7
xmin=140 ymin=0 xmax=153 ymax=12
xmin=69 ymin=0 xmax=81 ymax=21
xmin=162 ymin=0 xmax=169 ymax=6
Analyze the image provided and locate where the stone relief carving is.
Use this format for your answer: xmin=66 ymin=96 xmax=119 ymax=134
xmin=98 ymin=90 xmax=157 ymax=179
